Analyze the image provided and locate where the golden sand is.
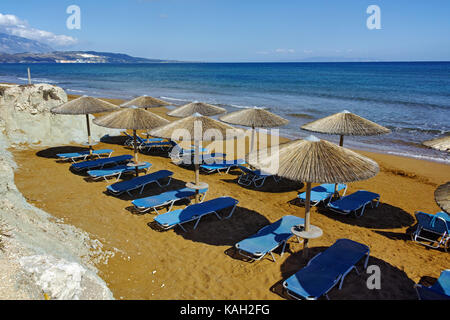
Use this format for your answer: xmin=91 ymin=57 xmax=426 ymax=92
xmin=10 ymin=96 xmax=450 ymax=300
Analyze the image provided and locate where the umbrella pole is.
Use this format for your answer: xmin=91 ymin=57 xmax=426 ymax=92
xmin=303 ymin=182 xmax=312 ymax=258
xmin=194 ymin=139 xmax=200 ymax=203
xmin=334 ymin=135 xmax=345 ymax=196
xmin=250 ymin=125 xmax=256 ymax=153
xmin=86 ymin=114 xmax=93 ymax=157
xmin=133 ymin=130 xmax=139 ymax=177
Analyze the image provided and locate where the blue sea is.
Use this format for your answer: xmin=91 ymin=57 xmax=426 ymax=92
xmin=0 ymin=62 xmax=449 ymax=163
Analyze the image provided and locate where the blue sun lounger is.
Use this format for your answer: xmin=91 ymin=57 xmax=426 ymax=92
xmin=237 ymin=166 xmax=280 ymax=188
xmin=200 ymin=159 xmax=246 ymax=174
xmin=132 ymin=186 xmax=209 ymax=214
xmin=70 ymin=154 xmax=133 ymax=172
xmin=153 ymin=196 xmax=238 ymax=232
xmin=87 ymin=161 xmax=151 ymax=181
xmin=298 ymin=184 xmax=347 ymax=206
xmin=283 ymin=239 xmax=370 ymax=300
xmin=235 ymin=215 xmax=304 ymax=262
xmin=415 ymin=269 xmax=450 ymax=300
xmin=412 ymin=211 xmax=450 ymax=251
xmin=56 ymin=149 xmax=113 ymax=162
xmin=106 ymin=170 xmax=173 ymax=196
xmin=327 ymin=190 xmax=380 ymax=217
xmin=139 ymin=140 xmax=174 ymax=152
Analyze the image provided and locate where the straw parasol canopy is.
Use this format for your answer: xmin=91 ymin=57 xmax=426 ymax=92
xmin=301 ymin=110 xmax=391 ymax=146
xmin=423 ymin=136 xmax=450 ymax=152
xmin=248 ymin=135 xmax=379 ymax=256
xmin=220 ymin=107 xmax=289 ymax=152
xmin=435 ymin=182 xmax=450 ymax=214
xmin=150 ymin=113 xmax=243 ymax=191
xmin=51 ymin=95 xmax=120 ymax=155
xmin=120 ymin=95 xmax=171 ymax=109
xmin=301 ymin=110 xmax=389 ymax=195
xmin=93 ymin=106 xmax=169 ymax=175
xmin=167 ymin=101 xmax=226 ymax=118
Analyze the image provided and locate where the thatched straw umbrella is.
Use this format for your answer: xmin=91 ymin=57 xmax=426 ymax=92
xmin=167 ymin=101 xmax=226 ymax=118
xmin=150 ymin=113 xmax=243 ymax=194
xmin=301 ymin=110 xmax=389 ymax=194
xmin=248 ymin=135 xmax=379 ymax=256
xmin=93 ymin=106 xmax=169 ymax=176
xmin=435 ymin=182 xmax=450 ymax=214
xmin=51 ymin=95 xmax=119 ymax=156
xmin=121 ymin=95 xmax=171 ymax=109
xmin=301 ymin=110 xmax=390 ymax=146
xmin=423 ymin=136 xmax=450 ymax=152
xmin=121 ymin=96 xmax=172 ymax=138
xmin=219 ymin=107 xmax=288 ymax=153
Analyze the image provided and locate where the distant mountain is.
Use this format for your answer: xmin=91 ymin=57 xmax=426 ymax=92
xmin=0 ymin=50 xmax=179 ymax=64
xmin=0 ymin=33 xmax=54 ymax=54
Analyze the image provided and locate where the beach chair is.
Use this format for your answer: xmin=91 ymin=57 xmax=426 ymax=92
xmin=139 ymin=140 xmax=174 ymax=152
xmin=235 ymin=215 xmax=304 ymax=262
xmin=412 ymin=211 xmax=450 ymax=251
xmin=132 ymin=186 xmax=209 ymax=214
xmin=327 ymin=190 xmax=380 ymax=217
xmin=283 ymin=239 xmax=370 ymax=300
xmin=297 ymin=183 xmax=347 ymax=206
xmin=70 ymin=154 xmax=133 ymax=172
xmin=153 ymin=196 xmax=238 ymax=231
xmin=56 ymin=149 xmax=113 ymax=163
xmin=237 ymin=165 xmax=280 ymax=188
xmin=122 ymin=132 xmax=135 ymax=146
xmin=200 ymin=158 xmax=245 ymax=174
xmin=106 ymin=170 xmax=173 ymax=196
xmin=87 ymin=162 xmax=151 ymax=181
xmin=414 ymin=269 xmax=450 ymax=300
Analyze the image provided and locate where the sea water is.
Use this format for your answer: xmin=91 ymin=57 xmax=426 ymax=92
xmin=0 ymin=62 xmax=448 ymax=162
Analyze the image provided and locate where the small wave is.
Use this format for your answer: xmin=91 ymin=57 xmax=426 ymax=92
xmin=288 ymin=113 xmax=315 ymax=119
xmin=160 ymin=96 xmax=191 ymax=102
xmin=230 ymin=104 xmax=267 ymax=109
xmin=385 ymin=151 xmax=450 ymax=164
xmin=387 ymin=126 xmax=449 ymax=136
xmin=18 ymin=77 xmax=57 ymax=84
xmin=66 ymin=89 xmax=86 ymax=93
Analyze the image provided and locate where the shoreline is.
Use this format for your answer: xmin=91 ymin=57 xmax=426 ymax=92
xmin=2 ymin=77 xmax=448 ymax=164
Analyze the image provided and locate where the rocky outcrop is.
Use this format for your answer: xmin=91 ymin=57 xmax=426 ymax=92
xmin=0 ymin=83 xmax=120 ymax=146
xmin=0 ymin=84 xmax=115 ymax=300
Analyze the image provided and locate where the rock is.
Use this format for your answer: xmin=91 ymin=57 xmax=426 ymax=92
xmin=0 ymin=85 xmax=115 ymax=300
xmin=0 ymin=83 xmax=121 ymax=146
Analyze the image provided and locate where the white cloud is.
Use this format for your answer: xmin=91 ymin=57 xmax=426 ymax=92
xmin=0 ymin=13 xmax=77 ymax=47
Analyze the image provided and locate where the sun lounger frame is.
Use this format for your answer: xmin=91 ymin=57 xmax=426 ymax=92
xmin=237 ymin=166 xmax=280 ymax=188
xmin=297 ymin=184 xmax=348 ymax=207
xmin=107 ymin=171 xmax=173 ymax=196
xmin=88 ymin=163 xmax=151 ymax=182
xmin=327 ymin=192 xmax=380 ymax=217
xmin=412 ymin=211 xmax=450 ymax=251
xmin=414 ymin=269 xmax=450 ymax=300
xmin=283 ymin=239 xmax=370 ymax=300
xmin=154 ymin=197 xmax=238 ymax=232
xmin=133 ymin=188 xmax=208 ymax=214
xmin=235 ymin=228 xmax=303 ymax=262
xmin=58 ymin=149 xmax=113 ymax=163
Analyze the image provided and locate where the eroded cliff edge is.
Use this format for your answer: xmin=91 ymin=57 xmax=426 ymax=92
xmin=0 ymin=84 xmax=117 ymax=299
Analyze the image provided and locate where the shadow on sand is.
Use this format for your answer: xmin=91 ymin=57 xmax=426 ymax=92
xmin=147 ymin=206 xmax=271 ymax=247
xmin=270 ymin=246 xmax=417 ymax=300
xmin=220 ymin=174 xmax=304 ymax=193
xmin=310 ymin=202 xmax=416 ymax=229
xmin=36 ymin=146 xmax=89 ymax=159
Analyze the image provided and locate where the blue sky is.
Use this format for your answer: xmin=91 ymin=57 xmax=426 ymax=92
xmin=1 ymin=0 xmax=449 ymax=61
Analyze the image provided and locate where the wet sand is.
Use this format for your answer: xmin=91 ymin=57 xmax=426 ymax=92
xmin=10 ymin=96 xmax=450 ymax=300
